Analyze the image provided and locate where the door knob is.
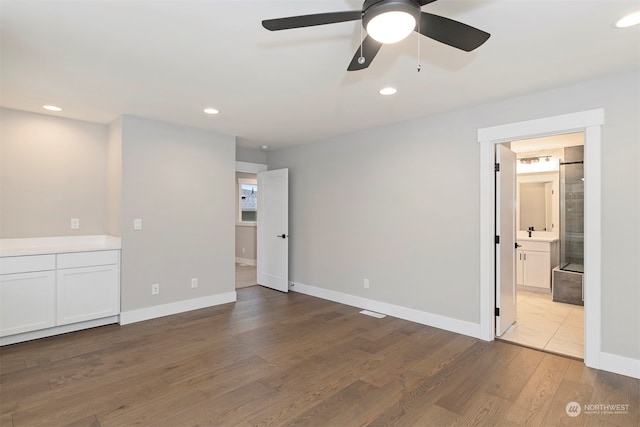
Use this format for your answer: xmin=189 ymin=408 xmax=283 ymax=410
xmin=277 ymin=234 xmax=288 ymax=239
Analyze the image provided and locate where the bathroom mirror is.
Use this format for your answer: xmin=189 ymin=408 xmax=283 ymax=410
xmin=517 ymin=173 xmax=559 ymax=233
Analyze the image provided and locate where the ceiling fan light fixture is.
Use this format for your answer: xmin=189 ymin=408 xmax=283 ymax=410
xmin=614 ymin=11 xmax=640 ymax=28
xmin=367 ymin=11 xmax=416 ymax=44
xmin=363 ymin=0 xmax=421 ymax=44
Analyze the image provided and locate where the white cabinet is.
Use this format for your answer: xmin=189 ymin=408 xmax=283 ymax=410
xmin=0 ymin=249 xmax=120 ymax=341
xmin=516 ymin=240 xmax=558 ymax=291
xmin=0 ymin=270 xmax=56 ymax=336
xmin=0 ymin=254 xmax=56 ymax=336
xmin=56 ymin=251 xmax=120 ymax=326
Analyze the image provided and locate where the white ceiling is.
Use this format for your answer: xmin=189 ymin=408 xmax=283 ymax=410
xmin=1 ymin=0 xmax=639 ymax=150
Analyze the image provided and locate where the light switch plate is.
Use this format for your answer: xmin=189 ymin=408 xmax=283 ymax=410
xmin=134 ymin=219 xmax=142 ymax=230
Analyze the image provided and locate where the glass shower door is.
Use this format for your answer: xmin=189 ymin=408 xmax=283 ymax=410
xmin=559 ymin=160 xmax=584 ymax=273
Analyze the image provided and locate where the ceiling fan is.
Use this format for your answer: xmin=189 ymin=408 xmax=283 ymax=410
xmin=262 ymin=0 xmax=490 ymax=71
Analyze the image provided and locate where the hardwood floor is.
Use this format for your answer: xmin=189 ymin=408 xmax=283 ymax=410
xmin=1 ymin=286 xmax=638 ymax=426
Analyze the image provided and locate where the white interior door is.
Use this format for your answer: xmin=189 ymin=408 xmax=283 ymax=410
xmin=257 ymin=168 xmax=289 ymax=292
xmin=496 ymin=145 xmax=517 ymax=336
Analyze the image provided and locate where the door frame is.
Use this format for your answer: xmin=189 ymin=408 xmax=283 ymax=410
xmin=477 ymin=108 xmax=604 ymax=369
xmin=236 ymin=161 xmax=267 ymax=175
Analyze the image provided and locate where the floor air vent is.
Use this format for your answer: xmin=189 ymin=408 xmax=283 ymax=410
xmin=359 ymin=310 xmax=386 ymax=319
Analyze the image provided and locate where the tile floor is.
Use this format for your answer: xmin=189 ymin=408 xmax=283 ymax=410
xmin=499 ymin=290 xmax=584 ymax=359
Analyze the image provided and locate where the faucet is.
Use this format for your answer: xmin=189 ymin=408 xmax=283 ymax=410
xmin=528 ymin=226 xmax=535 ymax=238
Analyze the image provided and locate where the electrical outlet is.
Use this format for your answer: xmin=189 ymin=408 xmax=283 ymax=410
xmin=191 ymin=278 xmax=198 ymax=288
xmin=242 ymin=247 xmax=246 ymax=254
xmin=151 ymin=283 xmax=160 ymax=295
xmin=71 ymin=218 xmax=80 ymax=230
xmin=364 ymin=278 xmax=370 ymax=289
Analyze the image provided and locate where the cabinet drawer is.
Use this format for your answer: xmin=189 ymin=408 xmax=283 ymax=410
xmin=517 ymin=240 xmax=550 ymax=252
xmin=57 ymin=250 xmax=119 ymax=269
xmin=0 ymin=254 xmax=56 ymax=274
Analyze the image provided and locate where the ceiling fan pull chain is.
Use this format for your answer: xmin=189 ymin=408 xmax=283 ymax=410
xmin=358 ymin=22 xmax=365 ymax=65
xmin=417 ymin=18 xmax=421 ymax=72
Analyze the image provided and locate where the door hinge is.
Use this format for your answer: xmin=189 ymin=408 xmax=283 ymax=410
xmin=495 ymin=307 xmax=500 ymax=316
xmin=494 ymin=163 xmax=500 ymax=172
xmin=495 ymin=235 xmax=500 ymax=244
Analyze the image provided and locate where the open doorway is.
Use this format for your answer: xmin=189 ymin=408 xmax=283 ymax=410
xmin=498 ymin=133 xmax=585 ymax=359
xmin=236 ymin=172 xmax=258 ymax=289
xmin=235 ymin=162 xmax=267 ymax=289
xmin=478 ymin=108 xmax=603 ymax=370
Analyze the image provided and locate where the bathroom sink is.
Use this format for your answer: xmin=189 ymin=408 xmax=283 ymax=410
xmin=516 ymin=231 xmax=559 ymax=242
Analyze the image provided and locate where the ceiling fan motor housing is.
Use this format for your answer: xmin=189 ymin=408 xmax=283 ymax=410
xmin=362 ymin=0 xmax=421 ymax=31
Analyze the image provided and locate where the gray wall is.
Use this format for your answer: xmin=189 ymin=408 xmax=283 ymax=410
xmin=235 ymin=226 xmax=257 ymax=261
xmin=106 ymin=117 xmax=122 ymax=236
xmin=267 ymin=71 xmax=640 ymax=361
xmin=0 ymin=108 xmax=108 ymax=238
xmin=120 ymin=116 xmax=235 ymax=312
xmin=236 ymin=146 xmax=267 ymax=164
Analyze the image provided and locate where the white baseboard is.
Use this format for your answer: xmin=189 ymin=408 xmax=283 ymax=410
xmin=235 ymin=257 xmax=256 ymax=266
xmin=599 ymin=352 xmax=640 ymax=379
xmin=289 ymin=282 xmax=482 ymax=339
xmin=120 ymin=292 xmax=237 ymax=325
xmin=0 ymin=316 xmax=119 ymax=346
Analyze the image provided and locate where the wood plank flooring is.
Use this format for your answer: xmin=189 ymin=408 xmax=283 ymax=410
xmin=1 ymin=286 xmax=638 ymax=426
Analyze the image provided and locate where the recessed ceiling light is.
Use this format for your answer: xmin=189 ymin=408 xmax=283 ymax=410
xmin=43 ymin=105 xmax=62 ymax=112
xmin=203 ymin=107 xmax=219 ymax=115
xmin=615 ymin=11 xmax=640 ymax=28
xmin=379 ymin=87 xmax=397 ymax=95
xmin=260 ymin=145 xmax=269 ymax=150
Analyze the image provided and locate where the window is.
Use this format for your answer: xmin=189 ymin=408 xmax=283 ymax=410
xmin=238 ymin=178 xmax=257 ymax=223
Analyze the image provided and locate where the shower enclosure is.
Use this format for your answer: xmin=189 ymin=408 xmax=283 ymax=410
xmin=553 ymin=151 xmax=585 ymax=306
xmin=559 ymin=160 xmax=584 ymax=273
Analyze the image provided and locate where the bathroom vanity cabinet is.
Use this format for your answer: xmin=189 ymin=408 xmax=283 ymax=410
xmin=0 ymin=236 xmax=121 ymax=345
xmin=516 ymin=239 xmax=559 ymax=291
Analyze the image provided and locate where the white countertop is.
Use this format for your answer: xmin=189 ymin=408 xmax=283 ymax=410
xmin=516 ymin=231 xmax=559 ymax=243
xmin=0 ymin=235 xmax=121 ymax=257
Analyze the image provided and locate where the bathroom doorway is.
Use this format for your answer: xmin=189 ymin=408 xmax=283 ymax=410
xmin=478 ymin=108 xmax=603 ymax=369
xmin=498 ymin=133 xmax=586 ymax=359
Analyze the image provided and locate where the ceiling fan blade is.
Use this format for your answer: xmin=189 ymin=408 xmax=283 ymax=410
xmin=417 ymin=0 xmax=439 ymax=5
xmin=262 ymin=11 xmax=361 ymax=31
xmin=417 ymin=12 xmax=490 ymax=52
xmin=347 ymin=35 xmax=383 ymax=71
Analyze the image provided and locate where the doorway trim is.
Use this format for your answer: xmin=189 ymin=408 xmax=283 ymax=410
xmin=236 ymin=161 xmax=267 ymax=174
xmin=477 ymin=108 xmax=604 ymax=369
